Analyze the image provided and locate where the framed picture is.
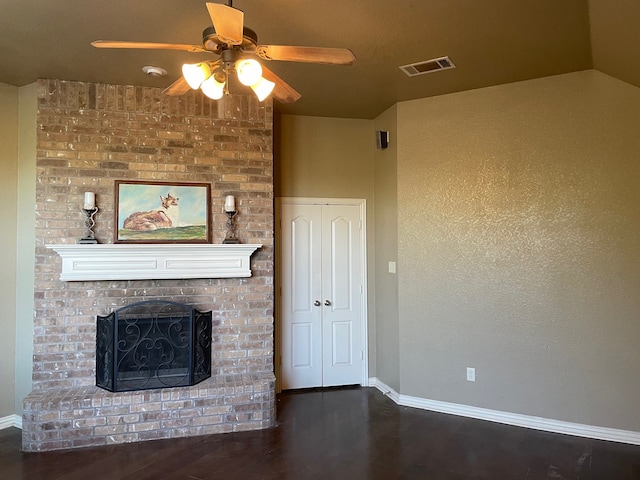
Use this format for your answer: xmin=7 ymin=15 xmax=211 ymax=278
xmin=115 ymin=180 xmax=212 ymax=243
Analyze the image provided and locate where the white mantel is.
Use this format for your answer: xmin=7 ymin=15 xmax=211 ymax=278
xmin=46 ymin=244 xmax=262 ymax=281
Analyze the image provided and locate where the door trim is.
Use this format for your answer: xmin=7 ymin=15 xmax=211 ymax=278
xmin=275 ymin=197 xmax=369 ymax=392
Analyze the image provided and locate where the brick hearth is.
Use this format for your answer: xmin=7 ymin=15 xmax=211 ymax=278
xmin=23 ymin=79 xmax=275 ymax=451
xmin=22 ymin=374 xmax=274 ymax=451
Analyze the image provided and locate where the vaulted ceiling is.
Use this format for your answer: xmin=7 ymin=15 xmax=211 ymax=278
xmin=1 ymin=1 xmax=639 ymax=119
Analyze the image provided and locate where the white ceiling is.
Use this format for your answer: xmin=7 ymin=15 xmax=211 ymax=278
xmin=1 ymin=0 xmax=639 ymax=119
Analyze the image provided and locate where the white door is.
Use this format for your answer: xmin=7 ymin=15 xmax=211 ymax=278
xmin=280 ymin=200 xmax=365 ymax=389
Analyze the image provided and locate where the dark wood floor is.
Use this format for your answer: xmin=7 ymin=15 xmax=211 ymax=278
xmin=2 ymin=387 xmax=640 ymax=479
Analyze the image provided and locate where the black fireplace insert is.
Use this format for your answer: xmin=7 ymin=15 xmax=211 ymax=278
xmin=96 ymin=300 xmax=212 ymax=392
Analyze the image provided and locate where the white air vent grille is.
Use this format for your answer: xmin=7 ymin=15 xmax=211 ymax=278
xmin=399 ymin=56 xmax=456 ymax=77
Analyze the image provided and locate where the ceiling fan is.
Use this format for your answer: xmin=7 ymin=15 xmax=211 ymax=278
xmin=92 ymin=1 xmax=356 ymax=104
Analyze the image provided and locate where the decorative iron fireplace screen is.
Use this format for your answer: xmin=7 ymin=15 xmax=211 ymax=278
xmin=96 ymin=300 xmax=212 ymax=392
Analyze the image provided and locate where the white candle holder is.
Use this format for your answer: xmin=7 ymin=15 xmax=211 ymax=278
xmin=79 ymin=207 xmax=99 ymax=244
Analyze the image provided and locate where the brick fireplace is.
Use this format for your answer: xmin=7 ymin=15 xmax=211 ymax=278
xmin=22 ymin=79 xmax=276 ymax=451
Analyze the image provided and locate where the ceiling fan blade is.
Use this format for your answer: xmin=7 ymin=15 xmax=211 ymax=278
xmin=256 ymin=46 xmax=356 ymax=65
xmin=261 ymin=65 xmax=302 ymax=104
xmin=92 ymin=40 xmax=206 ymax=53
xmin=162 ymin=77 xmax=191 ymax=96
xmin=206 ymin=3 xmax=244 ymax=45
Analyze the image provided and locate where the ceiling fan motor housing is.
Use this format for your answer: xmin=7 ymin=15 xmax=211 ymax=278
xmin=202 ymin=25 xmax=258 ymax=52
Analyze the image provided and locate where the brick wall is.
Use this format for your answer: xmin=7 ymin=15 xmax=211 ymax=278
xmin=22 ymin=79 xmax=275 ymax=451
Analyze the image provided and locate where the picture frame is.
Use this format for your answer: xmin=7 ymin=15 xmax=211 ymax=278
xmin=114 ymin=180 xmax=212 ymax=244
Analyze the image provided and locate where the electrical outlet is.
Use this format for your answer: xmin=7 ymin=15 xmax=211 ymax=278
xmin=466 ymin=367 xmax=476 ymax=382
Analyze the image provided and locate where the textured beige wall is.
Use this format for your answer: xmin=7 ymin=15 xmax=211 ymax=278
xmin=0 ymin=83 xmax=18 ymax=418
xmin=397 ymin=70 xmax=640 ymax=430
xmin=276 ymin=114 xmax=376 ymax=371
xmin=277 ymin=115 xmax=375 ymax=199
xmin=373 ymin=106 xmax=400 ymax=391
xmin=15 ymin=83 xmax=36 ymax=415
xmin=590 ymin=0 xmax=640 ymax=91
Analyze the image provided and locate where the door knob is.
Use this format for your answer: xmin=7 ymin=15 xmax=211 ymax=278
xmin=324 ymin=300 xmax=332 ymax=306
xmin=314 ymin=300 xmax=321 ymax=306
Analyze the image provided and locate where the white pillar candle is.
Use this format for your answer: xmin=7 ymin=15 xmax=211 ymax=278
xmin=224 ymin=195 xmax=236 ymax=212
xmin=84 ymin=192 xmax=96 ymax=210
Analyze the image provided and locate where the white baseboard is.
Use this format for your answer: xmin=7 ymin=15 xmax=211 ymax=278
xmin=0 ymin=414 xmax=22 ymax=430
xmin=368 ymin=377 xmax=640 ymax=446
xmin=368 ymin=377 xmax=401 ymax=404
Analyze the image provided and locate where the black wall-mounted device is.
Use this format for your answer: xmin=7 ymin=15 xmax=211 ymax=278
xmin=375 ymin=130 xmax=389 ymax=149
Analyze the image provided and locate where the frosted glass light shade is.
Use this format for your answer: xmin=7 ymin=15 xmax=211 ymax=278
xmin=182 ymin=63 xmax=211 ymax=89
xmin=224 ymin=195 xmax=235 ymax=212
xmin=201 ymin=75 xmax=226 ymax=100
xmin=236 ymin=59 xmax=263 ymax=86
xmin=251 ymin=77 xmax=276 ymax=101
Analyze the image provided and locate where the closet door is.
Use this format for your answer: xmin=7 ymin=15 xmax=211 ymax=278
xmin=320 ymin=205 xmax=363 ymax=387
xmin=280 ymin=204 xmax=323 ymax=389
xmin=280 ymin=202 xmax=364 ymax=389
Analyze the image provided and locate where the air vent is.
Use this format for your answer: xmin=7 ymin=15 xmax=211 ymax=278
xmin=399 ymin=56 xmax=456 ymax=77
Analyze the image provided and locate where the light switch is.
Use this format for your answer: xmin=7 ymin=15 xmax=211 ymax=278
xmin=388 ymin=261 xmax=396 ymax=274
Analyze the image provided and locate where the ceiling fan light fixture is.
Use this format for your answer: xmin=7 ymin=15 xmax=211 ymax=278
xmin=182 ymin=62 xmax=212 ymax=89
xmin=250 ymin=77 xmax=276 ymax=102
xmin=236 ymin=58 xmax=263 ymax=86
xmin=201 ymin=74 xmax=226 ymax=100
